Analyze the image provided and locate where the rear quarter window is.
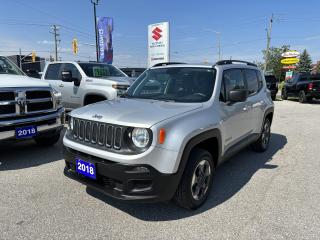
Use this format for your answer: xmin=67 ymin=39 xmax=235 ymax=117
xmin=244 ymin=69 xmax=259 ymax=95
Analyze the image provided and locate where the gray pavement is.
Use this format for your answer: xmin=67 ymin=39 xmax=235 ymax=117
xmin=1 ymin=100 xmax=320 ymax=240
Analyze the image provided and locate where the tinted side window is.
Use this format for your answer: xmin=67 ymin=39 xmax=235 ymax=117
xmin=62 ymin=63 xmax=82 ymax=80
xmin=221 ymin=69 xmax=245 ymax=102
xmin=244 ymin=69 xmax=259 ymax=95
xmin=45 ymin=64 xmax=62 ymax=80
xmin=257 ymin=71 xmax=264 ymax=90
xmin=219 ymin=80 xmax=226 ymax=102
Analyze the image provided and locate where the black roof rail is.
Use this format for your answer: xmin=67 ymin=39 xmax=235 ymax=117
xmin=214 ymin=60 xmax=257 ymax=67
xmin=152 ymin=62 xmax=185 ymax=67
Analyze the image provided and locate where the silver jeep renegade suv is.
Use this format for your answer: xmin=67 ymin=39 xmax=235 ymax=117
xmin=63 ymin=60 xmax=274 ymax=209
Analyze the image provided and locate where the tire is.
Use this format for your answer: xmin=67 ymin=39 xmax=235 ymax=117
xmin=174 ymin=148 xmax=214 ymax=210
xmin=307 ymin=97 xmax=313 ymax=103
xmin=281 ymin=89 xmax=287 ymax=100
xmin=34 ymin=132 xmax=61 ymax=146
xmin=252 ymin=118 xmax=271 ymax=152
xmin=298 ymin=90 xmax=307 ymax=103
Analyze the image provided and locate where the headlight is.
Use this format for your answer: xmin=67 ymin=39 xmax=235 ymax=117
xmin=53 ymin=89 xmax=62 ymax=108
xmin=68 ymin=116 xmax=73 ymax=130
xmin=112 ymin=84 xmax=129 ymax=96
xmin=131 ymin=128 xmax=150 ymax=148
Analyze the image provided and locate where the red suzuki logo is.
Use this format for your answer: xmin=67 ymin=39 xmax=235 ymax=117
xmin=152 ymin=27 xmax=162 ymax=41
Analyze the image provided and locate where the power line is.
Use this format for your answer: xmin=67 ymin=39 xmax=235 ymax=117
xmin=11 ymin=0 xmax=89 ymax=34
xmin=0 ymin=22 xmax=51 ymax=27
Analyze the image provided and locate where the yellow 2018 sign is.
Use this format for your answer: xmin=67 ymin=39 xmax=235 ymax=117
xmin=281 ymin=58 xmax=300 ymax=65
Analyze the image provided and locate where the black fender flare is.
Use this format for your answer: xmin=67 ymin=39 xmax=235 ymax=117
xmin=83 ymin=93 xmax=107 ymax=105
xmin=173 ymin=129 xmax=222 ymax=186
xmin=261 ymin=107 xmax=274 ymax=132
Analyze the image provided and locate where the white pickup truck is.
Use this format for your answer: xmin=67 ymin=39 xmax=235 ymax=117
xmin=0 ymin=56 xmax=64 ymax=145
xmin=41 ymin=61 xmax=133 ymax=110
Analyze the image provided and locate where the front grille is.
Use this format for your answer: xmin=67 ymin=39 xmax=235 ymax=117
xmin=27 ymin=101 xmax=54 ymax=112
xmin=72 ymin=118 xmax=124 ymax=151
xmin=26 ymin=90 xmax=51 ymax=99
xmin=0 ymin=105 xmax=15 ymax=115
xmin=0 ymin=92 xmax=15 ymax=101
xmin=0 ymin=88 xmax=54 ymax=118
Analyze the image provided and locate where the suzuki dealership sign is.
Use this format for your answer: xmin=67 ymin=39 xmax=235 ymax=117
xmin=97 ymin=17 xmax=114 ymax=64
xmin=148 ymin=22 xmax=170 ymax=67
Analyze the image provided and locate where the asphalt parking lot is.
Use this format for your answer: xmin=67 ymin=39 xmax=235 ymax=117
xmin=1 ymin=100 xmax=320 ymax=240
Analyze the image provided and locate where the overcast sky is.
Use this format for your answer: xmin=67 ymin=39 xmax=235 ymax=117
xmin=1 ymin=0 xmax=320 ymax=67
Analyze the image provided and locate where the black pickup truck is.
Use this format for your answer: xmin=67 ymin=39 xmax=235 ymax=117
xmin=265 ymin=74 xmax=278 ymax=100
xmin=281 ymin=73 xmax=320 ymax=103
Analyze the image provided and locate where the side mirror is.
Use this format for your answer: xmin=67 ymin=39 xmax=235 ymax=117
xmin=74 ymin=78 xmax=81 ymax=87
xmin=61 ymin=70 xmax=73 ymax=82
xmin=229 ymin=89 xmax=248 ymax=103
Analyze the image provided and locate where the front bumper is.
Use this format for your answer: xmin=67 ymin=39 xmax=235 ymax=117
xmin=63 ymin=146 xmax=180 ymax=202
xmin=0 ymin=108 xmax=65 ymax=141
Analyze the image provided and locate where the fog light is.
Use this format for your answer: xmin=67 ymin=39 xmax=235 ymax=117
xmin=126 ymin=166 xmax=150 ymax=174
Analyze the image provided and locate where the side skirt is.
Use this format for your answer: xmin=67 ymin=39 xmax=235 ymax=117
xmin=221 ymin=133 xmax=260 ymax=163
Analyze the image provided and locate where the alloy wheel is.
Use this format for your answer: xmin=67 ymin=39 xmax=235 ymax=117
xmin=261 ymin=120 xmax=271 ymax=149
xmin=191 ymin=159 xmax=211 ymax=201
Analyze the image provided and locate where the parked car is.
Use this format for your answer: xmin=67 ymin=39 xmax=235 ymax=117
xmin=63 ymin=60 xmax=274 ymax=209
xmin=265 ymin=74 xmax=278 ymax=100
xmin=120 ymin=68 xmax=146 ymax=78
xmin=281 ymin=72 xmax=320 ymax=103
xmin=25 ymin=68 xmax=41 ymax=79
xmin=0 ymin=56 xmax=64 ymax=145
xmin=41 ymin=62 xmax=134 ymax=110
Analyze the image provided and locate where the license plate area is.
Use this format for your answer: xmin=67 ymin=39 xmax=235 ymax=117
xmin=15 ymin=126 xmax=37 ymax=139
xmin=76 ymin=159 xmax=97 ymax=180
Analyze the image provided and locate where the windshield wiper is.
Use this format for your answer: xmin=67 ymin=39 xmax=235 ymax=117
xmin=120 ymin=92 xmax=135 ymax=99
xmin=149 ymin=96 xmax=176 ymax=102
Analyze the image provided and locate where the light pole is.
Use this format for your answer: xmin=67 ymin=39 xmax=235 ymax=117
xmin=91 ymin=0 xmax=99 ymax=62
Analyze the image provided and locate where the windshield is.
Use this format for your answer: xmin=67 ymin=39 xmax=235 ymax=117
xmin=78 ymin=63 xmax=126 ymax=78
xmin=0 ymin=56 xmax=25 ymax=75
xmin=125 ymin=67 xmax=216 ymax=103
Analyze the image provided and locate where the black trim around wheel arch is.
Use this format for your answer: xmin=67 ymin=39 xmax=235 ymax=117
xmin=173 ymin=129 xmax=222 ymax=189
xmin=83 ymin=93 xmax=107 ymax=105
xmin=262 ymin=107 xmax=274 ymax=127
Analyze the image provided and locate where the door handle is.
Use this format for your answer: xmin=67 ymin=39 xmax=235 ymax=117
xmin=59 ymin=84 xmax=64 ymax=87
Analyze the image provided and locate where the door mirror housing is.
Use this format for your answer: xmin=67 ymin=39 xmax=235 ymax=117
xmin=74 ymin=78 xmax=81 ymax=87
xmin=61 ymin=70 xmax=73 ymax=82
xmin=229 ymin=89 xmax=248 ymax=103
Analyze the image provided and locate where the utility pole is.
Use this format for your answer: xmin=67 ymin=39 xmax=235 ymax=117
xmin=19 ymin=48 xmax=22 ymax=69
xmin=217 ymin=32 xmax=221 ymax=61
xmin=264 ymin=14 xmax=274 ymax=72
xmin=50 ymin=25 xmax=60 ymax=61
xmin=91 ymin=0 xmax=100 ymax=62
xmin=212 ymin=31 xmax=221 ymax=61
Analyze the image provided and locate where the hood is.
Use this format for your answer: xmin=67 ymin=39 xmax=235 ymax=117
xmin=88 ymin=76 xmax=134 ymax=85
xmin=106 ymin=76 xmax=135 ymax=85
xmin=0 ymin=74 xmax=50 ymax=88
xmin=70 ymin=98 xmax=203 ymax=128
